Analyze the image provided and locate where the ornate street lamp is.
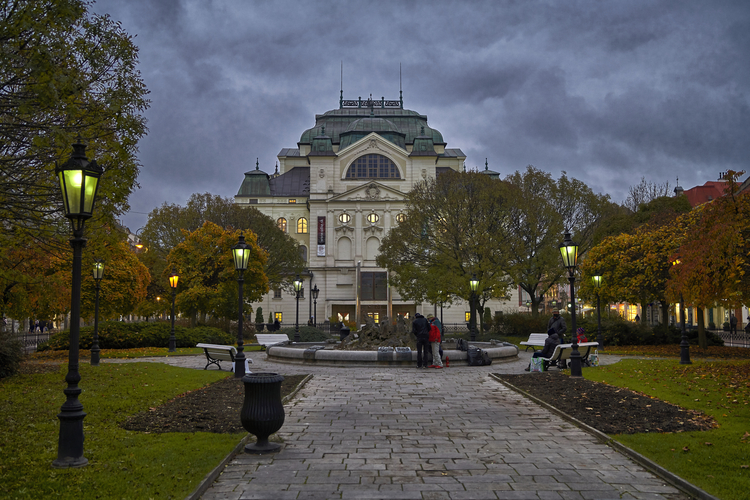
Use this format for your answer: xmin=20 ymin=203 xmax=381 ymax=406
xmin=293 ymin=275 xmax=303 ymax=342
xmin=311 ymin=284 xmax=320 ymax=328
xmin=469 ymin=274 xmax=479 ymax=341
xmin=232 ymin=233 xmax=252 ymax=378
xmin=169 ymin=268 xmax=179 ymax=352
xmin=592 ymin=275 xmax=604 ymax=349
xmin=53 ymin=140 xmax=103 ymax=468
xmin=559 ymin=232 xmax=583 ymax=378
xmin=671 ymin=257 xmax=692 ymax=365
xmin=91 ymin=259 xmax=104 ymax=366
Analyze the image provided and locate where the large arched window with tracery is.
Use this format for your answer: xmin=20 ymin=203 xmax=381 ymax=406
xmin=345 ymin=154 xmax=400 ymax=179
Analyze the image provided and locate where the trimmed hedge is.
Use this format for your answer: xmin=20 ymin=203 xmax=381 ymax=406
xmin=493 ymin=312 xmax=724 ymax=347
xmin=275 ymin=326 xmax=332 ymax=343
xmin=0 ymin=329 xmax=24 ymax=379
xmin=37 ymin=321 xmax=235 ymax=351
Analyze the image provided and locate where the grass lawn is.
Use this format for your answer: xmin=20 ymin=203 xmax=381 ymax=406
xmin=29 ymin=344 xmax=265 ymax=361
xmin=0 ymin=362 xmax=242 ymax=500
xmin=586 ymin=358 xmax=750 ymax=500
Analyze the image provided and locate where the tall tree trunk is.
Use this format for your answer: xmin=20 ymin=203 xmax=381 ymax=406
xmin=660 ymin=300 xmax=670 ymax=327
xmin=697 ymin=307 xmax=707 ymax=349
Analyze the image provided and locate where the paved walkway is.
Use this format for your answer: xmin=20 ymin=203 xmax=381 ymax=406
xmin=108 ymin=352 xmax=690 ymax=500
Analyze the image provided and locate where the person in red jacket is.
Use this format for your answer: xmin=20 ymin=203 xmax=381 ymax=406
xmin=427 ymin=315 xmax=443 ymax=368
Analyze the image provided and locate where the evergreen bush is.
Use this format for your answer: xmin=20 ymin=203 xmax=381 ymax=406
xmin=0 ymin=329 xmax=24 ymax=378
xmin=37 ymin=321 xmax=234 ymax=351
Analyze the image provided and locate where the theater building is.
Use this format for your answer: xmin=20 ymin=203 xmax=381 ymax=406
xmin=235 ymin=94 xmax=518 ymax=327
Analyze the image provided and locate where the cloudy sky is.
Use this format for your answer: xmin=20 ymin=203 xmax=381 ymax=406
xmin=90 ymin=0 xmax=750 ymax=232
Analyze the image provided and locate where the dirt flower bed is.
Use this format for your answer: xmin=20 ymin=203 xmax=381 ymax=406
xmin=122 ymin=374 xmax=308 ymax=434
xmin=495 ymin=372 xmax=717 ymax=435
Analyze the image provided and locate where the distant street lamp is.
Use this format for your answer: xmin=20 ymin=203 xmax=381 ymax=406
xmin=469 ymin=274 xmax=479 ymax=341
xmin=293 ymin=275 xmax=303 ymax=342
xmin=311 ymin=284 xmax=320 ymax=328
xmin=53 ymin=140 xmax=103 ymax=468
xmin=91 ymin=259 xmax=104 ymax=366
xmin=232 ymin=233 xmax=252 ymax=378
xmin=592 ymin=275 xmax=604 ymax=349
xmin=559 ymin=232 xmax=583 ymax=378
xmin=671 ymin=257 xmax=692 ymax=365
xmin=169 ymin=269 xmax=179 ymax=352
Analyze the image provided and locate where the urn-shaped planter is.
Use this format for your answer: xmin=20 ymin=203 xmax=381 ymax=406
xmin=241 ymin=372 xmax=285 ymax=453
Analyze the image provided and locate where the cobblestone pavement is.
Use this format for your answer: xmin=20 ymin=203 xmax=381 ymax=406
xmin=106 ymin=352 xmax=689 ymax=500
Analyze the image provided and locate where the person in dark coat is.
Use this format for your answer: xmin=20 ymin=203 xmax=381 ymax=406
xmin=730 ymin=314 xmax=737 ymax=335
xmin=547 ymin=310 xmax=567 ymax=343
xmin=411 ymin=313 xmax=431 ymax=368
xmin=525 ymin=328 xmax=561 ymax=371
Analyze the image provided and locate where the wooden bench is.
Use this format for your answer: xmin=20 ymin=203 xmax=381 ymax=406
xmin=520 ymin=333 xmax=548 ymax=351
xmin=196 ymin=343 xmax=253 ymax=371
xmin=254 ymin=334 xmax=290 ymax=350
xmin=541 ymin=342 xmax=599 ymax=369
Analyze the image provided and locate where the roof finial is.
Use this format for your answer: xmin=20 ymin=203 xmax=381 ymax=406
xmin=339 ymin=61 xmax=343 ymax=109
xmin=485 ymin=158 xmax=488 ymax=171
xmin=256 ymin=158 xmax=259 ymax=170
xmin=275 ymin=162 xmax=279 ymax=174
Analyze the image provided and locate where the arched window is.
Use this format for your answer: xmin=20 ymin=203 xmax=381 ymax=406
xmin=297 ymin=217 xmax=308 ymax=234
xmin=345 ymin=154 xmax=400 ymax=179
xmin=277 ymin=217 xmax=287 ymax=232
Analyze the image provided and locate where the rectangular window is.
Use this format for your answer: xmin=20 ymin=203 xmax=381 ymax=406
xmin=360 ymin=272 xmax=387 ymax=301
xmin=367 ymin=312 xmax=380 ymax=323
xmin=274 ymin=312 xmax=283 ymax=322
xmin=273 ymin=288 xmax=282 ymax=299
xmin=465 ymin=312 xmax=471 ymax=322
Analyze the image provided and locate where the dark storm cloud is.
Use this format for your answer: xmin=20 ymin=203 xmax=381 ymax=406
xmin=89 ymin=0 xmax=750 ymax=230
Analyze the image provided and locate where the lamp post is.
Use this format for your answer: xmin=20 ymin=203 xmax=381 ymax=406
xmin=293 ymin=275 xmax=303 ymax=342
xmin=469 ymin=274 xmax=479 ymax=341
xmin=53 ymin=140 xmax=103 ymax=468
xmin=592 ymin=275 xmax=604 ymax=349
xmin=671 ymin=258 xmax=692 ymax=365
xmin=232 ymin=233 xmax=252 ymax=378
xmin=525 ymin=299 xmax=531 ymax=314
xmin=168 ymin=269 xmax=178 ymax=352
xmin=91 ymin=259 xmax=104 ymax=366
xmin=312 ymin=284 xmax=319 ymax=328
xmin=559 ymin=232 xmax=583 ymax=378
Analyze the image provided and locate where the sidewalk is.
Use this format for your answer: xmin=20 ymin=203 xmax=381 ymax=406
xmin=110 ymin=352 xmax=691 ymax=499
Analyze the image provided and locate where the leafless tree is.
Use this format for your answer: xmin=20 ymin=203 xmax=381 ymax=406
xmin=624 ymin=177 xmax=671 ymax=212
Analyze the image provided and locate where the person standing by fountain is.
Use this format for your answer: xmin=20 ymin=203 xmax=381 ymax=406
xmin=427 ymin=315 xmax=443 ymax=369
xmin=412 ymin=313 xmax=431 ymax=368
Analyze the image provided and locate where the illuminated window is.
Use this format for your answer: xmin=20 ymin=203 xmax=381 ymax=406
xmin=288 ymin=199 xmax=297 ymax=204
xmin=274 ymin=312 xmax=283 ymax=322
xmin=339 ymin=212 xmax=351 ymax=223
xmin=345 ymin=154 xmax=400 ymax=179
xmin=366 ymin=213 xmax=379 ymax=223
xmin=297 ymin=217 xmax=308 ymax=233
xmin=396 ymin=213 xmax=406 ymax=223
xmin=277 ymin=218 xmax=287 ymax=232
xmin=367 ymin=312 xmax=380 ymax=323
xmin=465 ymin=312 xmax=471 ymax=322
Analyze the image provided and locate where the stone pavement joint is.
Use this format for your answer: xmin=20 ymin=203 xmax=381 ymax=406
xmin=106 ymin=351 xmax=698 ymax=500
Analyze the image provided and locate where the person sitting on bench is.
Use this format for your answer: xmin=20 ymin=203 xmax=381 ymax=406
xmin=525 ymin=328 xmax=560 ymax=371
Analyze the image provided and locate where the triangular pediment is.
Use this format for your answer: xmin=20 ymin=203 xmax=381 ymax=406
xmin=329 ymin=180 xmax=406 ymax=202
xmin=336 ymin=132 xmax=408 ymax=162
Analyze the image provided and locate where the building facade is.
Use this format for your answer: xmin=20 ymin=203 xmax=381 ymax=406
xmin=235 ymin=95 xmax=518 ymax=327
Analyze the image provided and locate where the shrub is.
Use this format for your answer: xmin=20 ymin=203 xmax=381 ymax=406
xmin=494 ymin=313 xmax=548 ymax=337
xmin=0 ymin=329 xmax=24 ymax=378
xmin=255 ymin=307 xmax=263 ymax=324
xmin=37 ymin=321 xmax=234 ymax=350
xmin=275 ymin=326 xmax=331 ymax=342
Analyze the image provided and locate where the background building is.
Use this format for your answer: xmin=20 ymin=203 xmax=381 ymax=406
xmin=235 ymin=94 xmax=518 ymax=327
